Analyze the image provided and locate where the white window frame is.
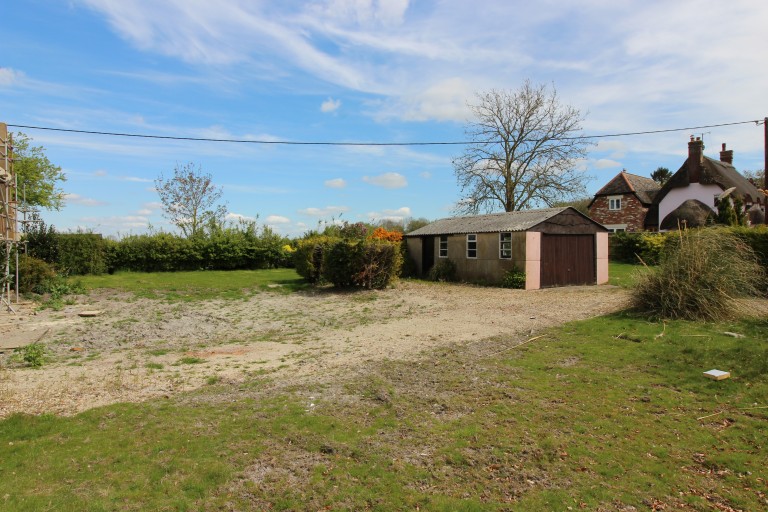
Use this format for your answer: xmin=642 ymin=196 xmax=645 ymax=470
xmin=499 ymin=232 xmax=512 ymax=259
xmin=605 ymin=224 xmax=627 ymax=233
xmin=466 ymin=234 xmax=477 ymax=259
xmin=438 ymin=235 xmax=448 ymax=258
xmin=608 ymin=195 xmax=622 ymax=211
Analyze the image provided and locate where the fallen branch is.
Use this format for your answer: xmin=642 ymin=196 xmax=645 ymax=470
xmin=697 ymin=411 xmax=724 ymax=421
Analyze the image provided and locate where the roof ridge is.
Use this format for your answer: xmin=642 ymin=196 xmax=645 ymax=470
xmin=620 ymin=171 xmax=636 ymax=193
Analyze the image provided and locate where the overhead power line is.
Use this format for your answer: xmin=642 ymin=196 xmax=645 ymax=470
xmin=7 ymin=120 xmax=762 ymax=146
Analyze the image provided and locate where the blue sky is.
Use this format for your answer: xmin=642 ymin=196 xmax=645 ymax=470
xmin=2 ymin=0 xmax=767 ymax=237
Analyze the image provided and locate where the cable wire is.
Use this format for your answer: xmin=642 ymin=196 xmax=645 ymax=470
xmin=6 ymin=119 xmax=762 ymax=146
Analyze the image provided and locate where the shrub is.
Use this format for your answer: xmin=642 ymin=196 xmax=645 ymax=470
xmin=428 ymin=259 xmax=457 ymax=282
xmin=632 ymin=228 xmax=766 ymax=320
xmin=323 ymin=239 xmax=403 ymax=289
xmin=15 ymin=255 xmax=56 ymax=294
xmin=293 ymin=235 xmax=339 ymax=283
xmin=501 ymin=267 xmax=526 ymax=289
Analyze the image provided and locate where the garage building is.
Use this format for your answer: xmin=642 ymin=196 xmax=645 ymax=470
xmin=405 ymin=207 xmax=609 ymax=289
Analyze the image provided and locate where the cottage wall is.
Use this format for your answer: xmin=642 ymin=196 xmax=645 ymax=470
xmin=588 ymin=194 xmax=648 ymax=232
xmin=658 ymin=183 xmax=721 ymax=229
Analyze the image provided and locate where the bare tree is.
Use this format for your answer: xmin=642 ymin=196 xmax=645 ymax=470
xmin=155 ymin=162 xmax=227 ymax=237
xmin=453 ymin=81 xmax=592 ymax=214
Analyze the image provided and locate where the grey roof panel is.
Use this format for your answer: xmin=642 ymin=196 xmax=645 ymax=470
xmin=406 ymin=207 xmax=571 ymax=236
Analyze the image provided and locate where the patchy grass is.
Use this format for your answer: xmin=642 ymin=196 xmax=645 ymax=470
xmin=609 ymin=261 xmax=651 ymax=288
xmin=75 ymin=269 xmax=307 ymax=301
xmin=1 ymin=314 xmax=766 ymax=510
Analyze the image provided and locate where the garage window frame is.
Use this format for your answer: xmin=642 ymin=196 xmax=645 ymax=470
xmin=438 ymin=235 xmax=448 ymax=258
xmin=499 ymin=232 xmax=512 ymax=259
xmin=466 ymin=234 xmax=477 ymax=259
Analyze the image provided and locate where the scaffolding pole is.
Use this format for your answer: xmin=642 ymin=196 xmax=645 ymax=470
xmin=1 ymin=122 xmax=19 ymax=313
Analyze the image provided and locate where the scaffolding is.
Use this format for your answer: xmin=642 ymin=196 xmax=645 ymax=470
xmin=1 ymin=122 xmax=20 ymax=312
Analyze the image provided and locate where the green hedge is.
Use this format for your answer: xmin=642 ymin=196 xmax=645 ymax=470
xmin=610 ymin=226 xmax=768 ymax=268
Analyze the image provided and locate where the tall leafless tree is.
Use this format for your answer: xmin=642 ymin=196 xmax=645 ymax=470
xmin=155 ymin=162 xmax=227 ymax=238
xmin=453 ymin=81 xmax=592 ymax=214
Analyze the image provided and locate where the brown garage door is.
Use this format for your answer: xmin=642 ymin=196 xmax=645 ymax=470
xmin=540 ymin=234 xmax=595 ymax=287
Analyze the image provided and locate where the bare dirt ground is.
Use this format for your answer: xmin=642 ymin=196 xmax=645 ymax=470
xmin=0 ymin=281 xmax=629 ymax=418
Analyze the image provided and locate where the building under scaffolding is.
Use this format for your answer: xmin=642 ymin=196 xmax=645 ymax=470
xmin=1 ymin=122 xmax=21 ymax=312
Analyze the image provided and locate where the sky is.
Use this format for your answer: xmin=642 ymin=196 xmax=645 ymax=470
xmin=2 ymin=0 xmax=767 ymax=237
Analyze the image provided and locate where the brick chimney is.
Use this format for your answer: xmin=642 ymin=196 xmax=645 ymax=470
xmin=719 ymin=143 xmax=733 ymax=165
xmin=688 ymin=135 xmax=704 ymax=183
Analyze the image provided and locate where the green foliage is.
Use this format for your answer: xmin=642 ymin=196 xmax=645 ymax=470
xmin=500 ymin=266 xmax=526 ymax=288
xmin=11 ymin=132 xmax=66 ymax=209
xmin=650 ymin=166 xmax=671 ymax=184
xmin=323 ymin=240 xmax=403 ymax=289
xmin=110 ymin=223 xmax=290 ymax=273
xmin=728 ymin=224 xmax=768 ymax=266
xmin=14 ymin=254 xmax=56 ymax=294
xmin=293 ymin=235 xmax=340 ymax=283
xmin=632 ymin=228 xmax=766 ymax=320
xmin=23 ymin=214 xmax=59 ymax=263
xmin=717 ymin=197 xmax=738 ymax=226
xmin=15 ymin=342 xmax=47 ymax=368
xmin=427 ymin=259 xmax=458 ymax=282
xmin=609 ymin=231 xmax=669 ymax=265
xmin=56 ymin=233 xmax=109 ymax=275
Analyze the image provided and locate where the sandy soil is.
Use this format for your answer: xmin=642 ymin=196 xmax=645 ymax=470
xmin=0 ymin=281 xmax=629 ymax=418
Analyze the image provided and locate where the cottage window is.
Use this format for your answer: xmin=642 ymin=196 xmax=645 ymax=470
xmin=466 ymin=234 xmax=477 ymax=258
xmin=439 ymin=235 xmax=448 ymax=258
xmin=499 ymin=232 xmax=512 ymax=259
xmin=605 ymin=224 xmax=627 ymax=233
xmin=608 ymin=196 xmax=622 ymax=210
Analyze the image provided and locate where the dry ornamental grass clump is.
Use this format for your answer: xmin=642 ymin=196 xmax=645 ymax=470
xmin=632 ymin=228 xmax=766 ymax=321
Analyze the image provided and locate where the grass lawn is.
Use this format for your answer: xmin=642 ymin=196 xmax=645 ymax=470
xmin=5 ymin=269 xmax=767 ymax=509
xmin=2 ymin=297 xmax=766 ymax=511
xmin=609 ymin=261 xmax=652 ymax=288
xmin=74 ymin=268 xmax=306 ymax=300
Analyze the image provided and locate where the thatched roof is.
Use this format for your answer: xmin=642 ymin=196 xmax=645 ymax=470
xmin=659 ymin=199 xmax=714 ymax=230
xmin=406 ymin=207 xmax=597 ymax=236
xmin=654 ymin=156 xmax=762 ymax=206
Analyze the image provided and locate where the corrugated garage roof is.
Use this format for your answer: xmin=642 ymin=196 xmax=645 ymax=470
xmin=405 ymin=207 xmax=573 ymax=236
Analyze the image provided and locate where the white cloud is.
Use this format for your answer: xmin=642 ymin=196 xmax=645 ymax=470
xmin=324 ymin=178 xmax=347 ymax=188
xmin=143 ymin=201 xmax=164 ymax=210
xmin=64 ymin=193 xmax=108 ymax=207
xmin=225 ymin=212 xmax=257 ymax=222
xmin=121 ymin=176 xmax=154 ymax=183
xmin=321 ymin=97 xmax=341 ymax=113
xmin=0 ymin=67 xmax=23 ymax=87
xmin=398 ymin=77 xmax=473 ymax=122
xmin=593 ymin=159 xmax=622 ymax=170
xmin=298 ymin=206 xmax=350 ymax=216
xmin=136 ymin=209 xmax=153 ymax=216
xmin=362 ymin=172 xmax=407 ymax=189
xmin=419 ymin=171 xmax=432 ymax=179
xmin=93 ymin=169 xmax=108 ymax=177
xmin=366 ymin=206 xmax=412 ymax=222
xmin=265 ymin=214 xmax=290 ymax=224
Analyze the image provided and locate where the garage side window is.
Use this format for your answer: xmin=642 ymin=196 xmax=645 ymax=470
xmin=439 ymin=235 xmax=448 ymax=258
xmin=499 ymin=232 xmax=512 ymax=259
xmin=466 ymin=234 xmax=477 ymax=258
